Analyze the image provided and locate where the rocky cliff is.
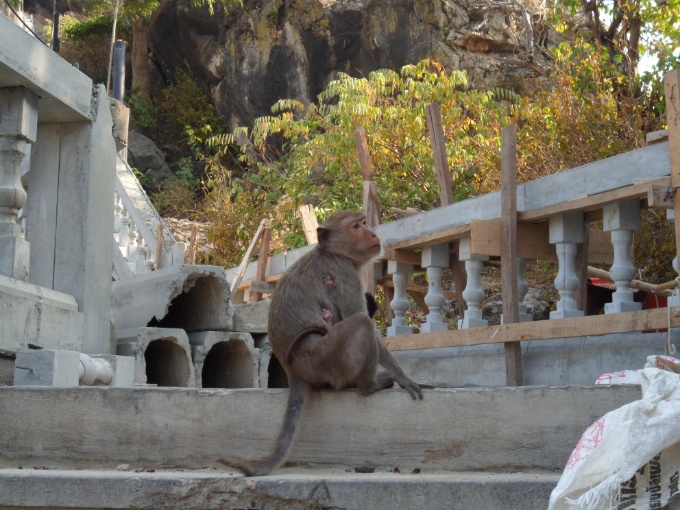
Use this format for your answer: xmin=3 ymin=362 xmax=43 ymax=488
xmin=149 ymin=0 xmax=558 ymax=129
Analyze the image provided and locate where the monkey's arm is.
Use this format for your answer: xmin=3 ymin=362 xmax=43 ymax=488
xmin=376 ymin=339 xmax=424 ymax=400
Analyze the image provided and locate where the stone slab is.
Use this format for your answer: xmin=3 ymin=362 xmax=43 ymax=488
xmin=0 ymin=274 xmax=83 ymax=352
xmin=0 ymin=468 xmax=561 ymax=510
xmin=232 ymin=301 xmax=270 ymax=334
xmin=0 ymin=385 xmax=640 ymax=472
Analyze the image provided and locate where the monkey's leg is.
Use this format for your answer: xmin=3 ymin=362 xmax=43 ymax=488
xmin=376 ymin=339 xmax=424 ymax=400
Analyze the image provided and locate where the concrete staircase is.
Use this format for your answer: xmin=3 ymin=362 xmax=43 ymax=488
xmin=0 ymin=384 xmax=642 ymax=509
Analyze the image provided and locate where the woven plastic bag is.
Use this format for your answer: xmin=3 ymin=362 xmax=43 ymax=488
xmin=548 ymin=368 xmax=680 ymax=510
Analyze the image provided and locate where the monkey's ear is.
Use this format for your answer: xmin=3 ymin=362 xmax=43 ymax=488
xmin=317 ymin=227 xmax=330 ymax=245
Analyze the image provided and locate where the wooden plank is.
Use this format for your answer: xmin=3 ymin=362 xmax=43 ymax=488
xmin=298 ymin=205 xmax=319 ymax=244
xmin=230 ymin=219 xmax=267 ymax=294
xmin=185 ymin=224 xmax=198 ymax=264
xmin=155 ymin=223 xmax=163 ymax=270
xmin=386 ymin=224 xmax=471 ymax=251
xmin=500 ymin=124 xmax=522 ymax=386
xmin=253 ymin=219 xmax=272 ymax=301
xmin=384 ymin=307 xmax=680 ymax=352
xmin=426 ymin=102 xmax=455 ymax=206
xmin=519 ymin=177 xmax=670 ymax=222
xmin=665 ymin=70 xmax=680 ymax=262
xmin=647 ymin=185 xmax=675 ymax=209
xmin=356 ymin=125 xmax=380 ymax=295
xmin=381 ymin=248 xmax=422 ymax=266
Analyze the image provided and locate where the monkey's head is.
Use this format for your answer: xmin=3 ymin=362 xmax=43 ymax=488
xmin=317 ymin=210 xmax=381 ymax=265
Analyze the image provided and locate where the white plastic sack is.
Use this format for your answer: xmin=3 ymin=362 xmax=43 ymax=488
xmin=595 ymin=356 xmax=680 ymax=385
xmin=548 ymin=368 xmax=680 ymax=510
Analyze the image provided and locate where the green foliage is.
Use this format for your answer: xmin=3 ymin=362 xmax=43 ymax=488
xmin=200 ymin=50 xmax=655 ymax=268
xmin=60 ymin=14 xmax=131 ymax=39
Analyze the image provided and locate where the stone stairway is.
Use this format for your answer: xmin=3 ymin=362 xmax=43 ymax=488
xmin=0 ymin=384 xmax=642 ymax=509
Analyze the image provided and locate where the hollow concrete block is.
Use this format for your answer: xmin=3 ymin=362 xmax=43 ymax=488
xmin=116 ymin=327 xmax=195 ymax=387
xmin=188 ymin=331 xmax=259 ymax=389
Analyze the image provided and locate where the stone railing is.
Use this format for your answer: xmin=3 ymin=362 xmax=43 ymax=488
xmin=112 ymin=156 xmax=185 ymax=280
xmin=0 ymin=12 xmax=116 ymax=356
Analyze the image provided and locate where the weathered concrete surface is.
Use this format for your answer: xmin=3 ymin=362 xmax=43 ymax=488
xmin=233 ymin=301 xmax=270 ymax=334
xmin=0 ymin=274 xmax=83 ymax=353
xmin=395 ymin=331 xmax=671 ymax=387
xmin=0 ymin=385 xmax=640 ymax=472
xmin=0 ymin=468 xmax=560 ymax=510
xmin=111 ymin=264 xmax=233 ymax=333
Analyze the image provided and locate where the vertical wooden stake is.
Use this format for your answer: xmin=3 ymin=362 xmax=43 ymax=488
xmin=426 ymin=103 xmax=467 ymax=315
xmin=155 ymin=223 xmax=164 ymax=270
xmin=501 ymin=124 xmax=523 ymax=386
xmin=425 ymin=102 xmax=455 ymax=206
xmin=355 ymin=126 xmax=380 ymax=295
xmin=298 ymin=204 xmax=319 ymax=244
xmin=665 ymin=70 xmax=680 ymax=265
xmin=230 ymin=219 xmax=267 ymax=294
xmin=254 ymin=219 xmax=272 ymax=302
xmin=186 ymin=224 xmax=198 ymax=265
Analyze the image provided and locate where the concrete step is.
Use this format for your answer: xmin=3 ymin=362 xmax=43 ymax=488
xmin=0 ymin=467 xmax=560 ymax=510
xmin=0 ymin=384 xmax=642 ymax=509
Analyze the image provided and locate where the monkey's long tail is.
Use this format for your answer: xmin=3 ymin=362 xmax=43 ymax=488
xmin=218 ymin=377 xmax=311 ymax=476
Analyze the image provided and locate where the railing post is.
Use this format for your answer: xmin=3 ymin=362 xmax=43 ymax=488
xmin=458 ymin=237 xmax=488 ymax=329
xmin=603 ymin=200 xmax=642 ymax=313
xmin=549 ymin=213 xmax=585 ymax=319
xmin=386 ymin=261 xmax=414 ymax=336
xmin=420 ymin=244 xmax=449 ymax=333
xmin=0 ymin=87 xmax=38 ymax=281
xmin=665 ymin=70 xmax=680 ymax=304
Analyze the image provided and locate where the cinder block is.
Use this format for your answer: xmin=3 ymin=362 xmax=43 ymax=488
xmin=188 ymin=331 xmax=259 ymax=388
xmin=116 ymin=327 xmax=195 ymax=387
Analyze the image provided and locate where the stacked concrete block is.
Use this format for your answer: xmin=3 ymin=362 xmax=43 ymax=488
xmin=117 ymin=328 xmax=195 ymax=387
xmin=188 ymin=331 xmax=259 ymax=389
xmin=13 ymin=349 xmax=134 ymax=387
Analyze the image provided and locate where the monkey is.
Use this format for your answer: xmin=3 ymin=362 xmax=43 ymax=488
xmin=219 ymin=210 xmax=425 ymax=476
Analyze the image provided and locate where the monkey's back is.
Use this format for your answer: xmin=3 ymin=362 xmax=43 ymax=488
xmin=267 ymin=246 xmax=367 ymax=362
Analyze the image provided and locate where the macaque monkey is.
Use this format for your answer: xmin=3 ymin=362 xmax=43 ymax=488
xmin=220 ymin=210 xmax=424 ymax=476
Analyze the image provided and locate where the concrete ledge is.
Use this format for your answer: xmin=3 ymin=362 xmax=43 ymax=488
xmin=0 ymin=385 xmax=640 ymax=472
xmin=111 ymin=265 xmax=233 ymax=333
xmin=0 ymin=468 xmax=560 ymax=510
xmin=0 ymin=275 xmax=83 ymax=352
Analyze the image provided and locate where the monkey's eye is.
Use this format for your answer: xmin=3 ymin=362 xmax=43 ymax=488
xmin=352 ymin=222 xmax=361 ymax=229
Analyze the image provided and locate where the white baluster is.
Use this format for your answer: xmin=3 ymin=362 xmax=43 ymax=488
xmin=603 ymin=200 xmax=641 ymax=313
xmin=549 ymin=213 xmax=584 ymax=319
xmin=421 ymin=244 xmax=449 ymax=333
xmin=119 ymin=207 xmax=130 ymax=249
xmin=386 ymin=261 xmax=414 ymax=336
xmin=113 ymin=191 xmax=123 ymax=236
xmin=135 ymin=239 xmax=148 ymax=274
xmin=0 ymin=87 xmax=38 ymax=281
xmin=458 ymin=237 xmax=488 ymax=328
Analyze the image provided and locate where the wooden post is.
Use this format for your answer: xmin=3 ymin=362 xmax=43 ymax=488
xmin=230 ymin=219 xmax=267 ymax=294
xmin=665 ymin=70 xmax=680 ymax=266
xmin=155 ymin=223 xmax=163 ymax=270
xmin=501 ymin=124 xmax=523 ymax=386
xmin=298 ymin=204 xmax=319 ymax=244
xmin=425 ymin=102 xmax=455 ymax=206
xmin=186 ymin=224 xmax=198 ymax=264
xmin=253 ymin=219 xmax=272 ymax=302
xmin=355 ymin=126 xmax=380 ymax=295
xmin=426 ymin=102 xmax=467 ymax=315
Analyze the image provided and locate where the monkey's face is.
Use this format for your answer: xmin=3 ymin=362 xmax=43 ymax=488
xmin=341 ymin=215 xmax=381 ymax=262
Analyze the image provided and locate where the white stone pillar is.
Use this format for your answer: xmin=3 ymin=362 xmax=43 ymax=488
xmin=458 ymin=237 xmax=488 ymax=329
xmin=603 ymin=200 xmax=642 ymax=313
xmin=502 ymin=258 xmax=533 ymax=323
xmin=549 ymin=213 xmax=585 ymax=319
xmin=386 ymin=261 xmax=414 ymax=336
xmin=0 ymin=87 xmax=38 ymax=281
xmin=421 ymin=244 xmax=450 ymax=333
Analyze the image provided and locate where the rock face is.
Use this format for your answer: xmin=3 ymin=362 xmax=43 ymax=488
xmin=149 ymin=0 xmax=558 ymax=129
